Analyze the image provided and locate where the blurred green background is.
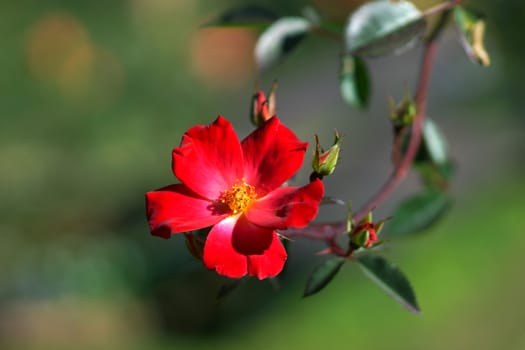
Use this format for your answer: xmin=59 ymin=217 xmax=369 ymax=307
xmin=0 ymin=0 xmax=523 ymax=349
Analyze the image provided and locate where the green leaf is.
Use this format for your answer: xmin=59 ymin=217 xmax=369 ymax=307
xmin=400 ymin=119 xmax=449 ymax=166
xmin=303 ymin=258 xmax=345 ymax=297
xmin=255 ymin=17 xmax=311 ymax=70
xmin=205 ymin=5 xmax=278 ymax=29
xmin=356 ymin=255 xmax=420 ymax=313
xmin=415 ymin=160 xmax=456 ymax=190
xmin=340 ymin=55 xmax=370 ymax=108
xmin=387 ymin=190 xmax=452 ymax=237
xmin=344 ymin=0 xmax=426 ymax=57
xmin=417 ymin=119 xmax=453 ymax=188
xmin=453 ymin=6 xmax=490 ymax=66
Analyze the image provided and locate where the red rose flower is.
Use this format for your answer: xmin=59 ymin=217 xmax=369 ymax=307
xmin=146 ymin=116 xmax=324 ymax=279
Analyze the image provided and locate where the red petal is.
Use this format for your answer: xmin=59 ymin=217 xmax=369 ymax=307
xmin=203 ymin=217 xmax=248 ymax=278
xmin=246 ymin=179 xmax=324 ymax=229
xmin=247 ymin=233 xmax=287 ymax=280
xmin=231 ymin=214 xmax=274 ymax=255
xmin=241 ymin=117 xmax=307 ymax=196
xmin=146 ymin=184 xmax=229 ymax=238
xmin=172 ymin=116 xmax=244 ymax=200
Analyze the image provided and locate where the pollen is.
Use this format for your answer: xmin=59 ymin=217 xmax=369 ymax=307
xmin=218 ymin=179 xmax=257 ymax=214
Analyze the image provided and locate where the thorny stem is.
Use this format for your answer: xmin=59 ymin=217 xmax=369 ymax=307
xmin=353 ymin=41 xmax=436 ymax=222
xmin=353 ymin=1 xmax=455 ymax=222
xmin=284 ymin=3 xmax=457 ymax=254
xmin=282 ymin=223 xmax=348 ymax=257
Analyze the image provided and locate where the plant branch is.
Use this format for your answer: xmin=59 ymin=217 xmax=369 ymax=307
xmin=354 ymin=40 xmax=437 ymax=222
xmin=283 ymin=222 xmax=347 ymax=240
xmin=351 ymin=2 xmax=459 ymax=222
xmin=353 ymin=41 xmax=437 ymax=222
xmin=284 ymin=42 xmax=439 ymax=248
xmin=284 ymin=1 xmax=457 ymax=251
xmin=282 ymin=222 xmax=349 ymax=257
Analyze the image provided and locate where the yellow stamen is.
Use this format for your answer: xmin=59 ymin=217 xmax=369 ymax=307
xmin=218 ymin=179 xmax=257 ymax=214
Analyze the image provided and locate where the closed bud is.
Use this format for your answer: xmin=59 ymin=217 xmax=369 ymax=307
xmin=388 ymin=89 xmax=416 ymax=129
xmin=312 ymin=131 xmax=341 ymax=177
xmin=350 ymin=222 xmax=378 ymax=248
xmin=251 ymin=90 xmax=271 ymax=126
xmin=251 ymin=81 xmax=278 ymax=126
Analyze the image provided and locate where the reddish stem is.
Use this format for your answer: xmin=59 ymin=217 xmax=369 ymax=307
xmin=353 ymin=41 xmax=437 ymax=222
xmin=283 ymin=222 xmax=349 ymax=256
xmin=284 ymin=222 xmax=347 ymax=240
xmin=285 ymin=1 xmax=455 ymax=251
xmin=285 ymin=41 xmax=439 ymax=250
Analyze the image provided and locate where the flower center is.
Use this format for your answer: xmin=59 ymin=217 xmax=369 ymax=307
xmin=218 ymin=180 xmax=257 ymax=214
